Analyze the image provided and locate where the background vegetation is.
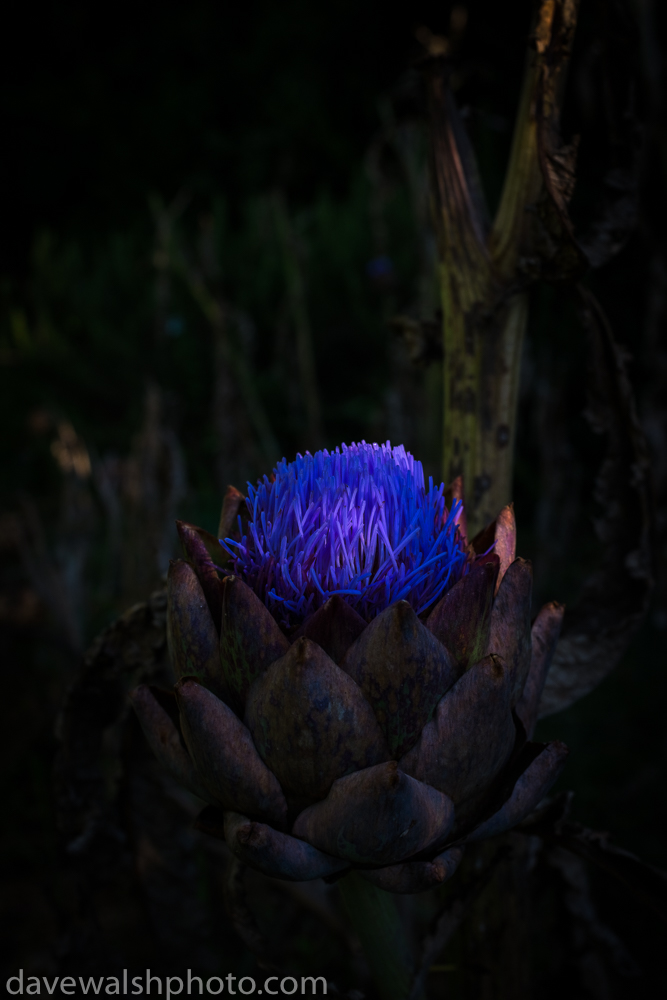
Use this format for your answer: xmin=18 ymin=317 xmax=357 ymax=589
xmin=1 ymin=0 xmax=665 ymax=995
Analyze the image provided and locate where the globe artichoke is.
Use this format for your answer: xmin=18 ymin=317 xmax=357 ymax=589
xmin=131 ymin=442 xmax=567 ymax=894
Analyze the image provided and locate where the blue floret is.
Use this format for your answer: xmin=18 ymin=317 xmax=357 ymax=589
xmin=221 ymin=441 xmax=469 ymax=626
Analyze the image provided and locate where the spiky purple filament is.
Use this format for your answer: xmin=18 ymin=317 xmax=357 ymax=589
xmin=221 ymin=441 xmax=469 ymax=626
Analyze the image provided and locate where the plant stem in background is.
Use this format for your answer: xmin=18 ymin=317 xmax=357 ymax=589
xmin=173 ymin=237 xmax=280 ymax=470
xmin=272 ymin=191 xmax=323 ymax=451
xmin=426 ymin=1 xmax=578 ymax=536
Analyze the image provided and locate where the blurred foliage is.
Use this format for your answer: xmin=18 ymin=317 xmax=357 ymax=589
xmin=1 ymin=0 xmax=666 ymax=995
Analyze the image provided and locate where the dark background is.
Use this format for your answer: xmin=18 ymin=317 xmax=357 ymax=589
xmin=1 ymin=0 xmax=666 ymax=996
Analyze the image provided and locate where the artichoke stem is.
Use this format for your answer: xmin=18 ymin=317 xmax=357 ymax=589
xmin=338 ymin=871 xmax=418 ymax=1000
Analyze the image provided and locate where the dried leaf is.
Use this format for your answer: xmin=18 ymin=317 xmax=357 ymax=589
xmin=533 ymin=0 xmax=640 ymax=276
xmin=521 ymin=808 xmax=667 ymax=924
xmin=538 ymin=289 xmax=652 ymax=716
xmin=546 ymin=846 xmax=641 ymax=977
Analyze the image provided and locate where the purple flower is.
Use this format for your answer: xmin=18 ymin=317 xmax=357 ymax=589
xmin=133 ymin=449 xmax=568 ymax=894
xmin=221 ymin=441 xmax=469 ymax=625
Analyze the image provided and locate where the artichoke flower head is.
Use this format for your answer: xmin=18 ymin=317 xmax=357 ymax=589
xmin=132 ymin=442 xmax=568 ymax=894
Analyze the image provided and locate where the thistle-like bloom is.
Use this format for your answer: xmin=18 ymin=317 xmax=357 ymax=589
xmin=132 ymin=443 xmax=568 ymax=894
xmin=222 ymin=442 xmax=468 ymax=625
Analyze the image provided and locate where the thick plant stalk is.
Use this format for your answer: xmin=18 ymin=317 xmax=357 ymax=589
xmin=426 ymin=1 xmax=578 ymax=536
xmin=476 ymin=293 xmax=529 ymax=530
xmin=338 ymin=871 xmax=415 ymax=1000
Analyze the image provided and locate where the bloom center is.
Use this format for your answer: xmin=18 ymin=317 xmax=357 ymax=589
xmin=222 ymin=441 xmax=469 ymax=625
